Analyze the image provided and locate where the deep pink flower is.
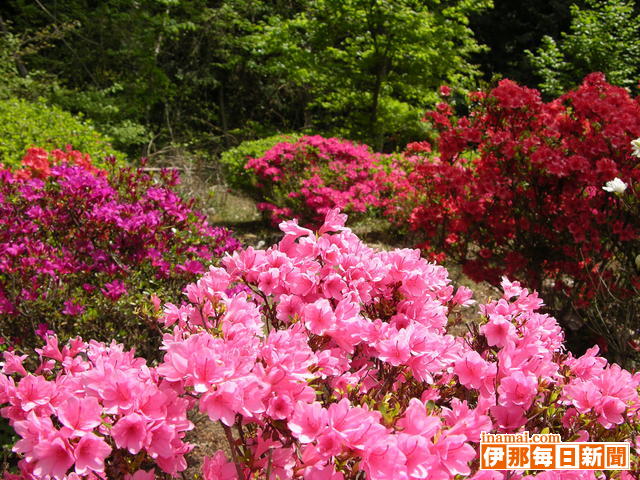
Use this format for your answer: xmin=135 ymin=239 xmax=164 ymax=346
xmin=62 ymin=299 xmax=85 ymax=316
xmin=100 ymin=279 xmax=127 ymax=301
xmin=32 ymin=434 xmax=74 ymax=480
xmin=73 ymin=432 xmax=112 ymax=474
xmin=111 ymin=413 xmax=147 ymax=454
xmin=35 ymin=323 xmax=54 ymax=340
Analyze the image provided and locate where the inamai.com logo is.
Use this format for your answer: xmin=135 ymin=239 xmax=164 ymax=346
xmin=480 ymin=431 xmax=630 ymax=470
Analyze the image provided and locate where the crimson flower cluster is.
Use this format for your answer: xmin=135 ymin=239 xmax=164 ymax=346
xmin=391 ymin=73 xmax=640 ymax=317
xmin=0 ymin=148 xmax=240 ymax=355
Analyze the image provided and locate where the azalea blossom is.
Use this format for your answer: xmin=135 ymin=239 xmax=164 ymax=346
xmin=631 ymin=137 xmax=640 ymax=157
xmin=602 ymin=177 xmax=627 ymax=193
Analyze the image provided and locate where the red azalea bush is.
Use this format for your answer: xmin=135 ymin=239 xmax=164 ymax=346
xmin=245 ymin=135 xmax=397 ymax=227
xmin=1 ymin=210 xmax=639 ymax=479
xmin=388 ymin=73 xmax=640 ymax=361
xmin=0 ymin=148 xmax=240 ymax=358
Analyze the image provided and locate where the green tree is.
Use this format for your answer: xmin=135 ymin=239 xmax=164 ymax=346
xmin=0 ymin=0 xmax=304 ymax=154
xmin=527 ymin=0 xmax=640 ymax=97
xmin=1 ymin=0 xmax=491 ymax=155
xmin=155 ymin=0 xmax=307 ymax=148
xmin=259 ymin=0 xmax=491 ymax=150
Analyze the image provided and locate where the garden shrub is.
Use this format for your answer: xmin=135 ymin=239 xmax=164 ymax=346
xmin=0 ymin=148 xmax=240 ymax=359
xmin=245 ymin=135 xmax=397 ymax=226
xmin=219 ymin=133 xmax=301 ymax=193
xmin=0 ymin=98 xmax=121 ymax=169
xmin=1 ymin=209 xmax=638 ymax=478
xmin=390 ymin=73 xmax=640 ymax=363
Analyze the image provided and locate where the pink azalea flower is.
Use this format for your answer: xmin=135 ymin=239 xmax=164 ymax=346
xmin=125 ymin=469 xmax=157 ymax=480
xmin=361 ymin=437 xmax=408 ymax=480
xmin=498 ymin=371 xmax=538 ymax=410
xmin=200 ymin=382 xmax=239 ymax=426
xmin=303 ymin=299 xmax=335 ymax=335
xmin=2 ymin=351 xmax=28 ymax=376
xmin=111 ymin=413 xmax=147 ymax=454
xmin=303 ymin=464 xmax=345 ymax=480
xmin=396 ymin=398 xmax=441 ymax=438
xmin=202 ymin=451 xmax=238 ymax=480
xmin=32 ymin=434 xmax=74 ymax=480
xmin=266 ymin=394 xmax=293 ymax=420
xmin=73 ymin=432 xmax=112 ymax=474
xmin=58 ymin=396 xmax=102 ymax=437
xmin=595 ymin=395 xmax=625 ymax=427
xmin=490 ymin=404 xmax=527 ymax=431
xmin=16 ymin=374 xmax=55 ymax=412
xmin=481 ymin=316 xmax=517 ymax=347
xmin=288 ymin=401 xmax=328 ymax=443
xmin=455 ymin=351 xmax=494 ymax=390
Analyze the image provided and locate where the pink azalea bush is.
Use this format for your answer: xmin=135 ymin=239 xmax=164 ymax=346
xmin=0 ymin=148 xmax=240 ymax=358
xmin=245 ymin=135 xmax=397 ymax=227
xmin=3 ymin=210 xmax=637 ymax=478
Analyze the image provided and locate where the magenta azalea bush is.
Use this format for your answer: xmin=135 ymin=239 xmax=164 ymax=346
xmin=1 ymin=210 xmax=638 ymax=478
xmin=0 ymin=148 xmax=240 ymax=357
xmin=245 ymin=135 xmax=396 ymax=227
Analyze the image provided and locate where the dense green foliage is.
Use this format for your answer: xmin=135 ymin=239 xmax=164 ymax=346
xmin=219 ymin=133 xmax=301 ymax=192
xmin=0 ymin=97 xmax=120 ymax=168
xmin=527 ymin=0 xmax=640 ymax=96
xmin=257 ymin=0 xmax=492 ymax=150
xmin=1 ymin=0 xmax=491 ymax=154
xmin=469 ymin=0 xmax=573 ymax=86
xmin=5 ymin=0 xmax=637 ymax=155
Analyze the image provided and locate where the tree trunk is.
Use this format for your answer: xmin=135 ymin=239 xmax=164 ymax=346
xmin=218 ymin=83 xmax=229 ymax=148
xmin=370 ymin=61 xmax=387 ymax=151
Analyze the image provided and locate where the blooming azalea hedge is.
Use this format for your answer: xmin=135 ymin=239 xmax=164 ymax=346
xmin=1 ymin=210 xmax=638 ymax=479
xmin=0 ymin=148 xmax=240 ymax=358
xmin=396 ymin=72 xmax=640 ymax=296
xmin=244 ymin=135 xmax=400 ymax=227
